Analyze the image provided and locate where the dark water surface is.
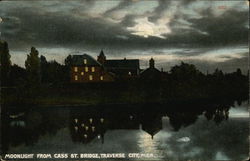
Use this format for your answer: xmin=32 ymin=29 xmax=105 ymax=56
xmin=1 ymin=102 xmax=249 ymax=160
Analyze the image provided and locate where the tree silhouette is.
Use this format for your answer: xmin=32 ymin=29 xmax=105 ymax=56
xmin=213 ymin=68 xmax=224 ymax=77
xmin=236 ymin=68 xmax=242 ymax=75
xmin=170 ymin=62 xmax=202 ymax=80
xmin=40 ymin=55 xmax=48 ymax=83
xmin=65 ymin=55 xmax=73 ymax=67
xmin=64 ymin=55 xmax=73 ymax=82
xmin=167 ymin=62 xmax=206 ymax=99
xmin=0 ymin=41 xmax=11 ymax=86
xmin=25 ymin=47 xmax=41 ymax=87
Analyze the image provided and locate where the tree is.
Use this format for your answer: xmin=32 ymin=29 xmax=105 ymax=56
xmin=46 ymin=60 xmax=64 ymax=84
xmin=170 ymin=62 xmax=202 ymax=81
xmin=40 ymin=55 xmax=47 ymax=65
xmin=168 ymin=62 xmax=205 ymax=99
xmin=64 ymin=55 xmax=72 ymax=67
xmin=0 ymin=41 xmax=11 ymax=86
xmin=236 ymin=68 xmax=242 ymax=76
xmin=40 ymin=55 xmax=48 ymax=83
xmin=9 ymin=64 xmax=27 ymax=86
xmin=64 ymin=55 xmax=73 ymax=82
xmin=25 ymin=47 xmax=41 ymax=86
xmin=213 ymin=68 xmax=224 ymax=77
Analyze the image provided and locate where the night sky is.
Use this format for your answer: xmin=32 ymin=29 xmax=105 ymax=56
xmin=0 ymin=0 xmax=248 ymax=73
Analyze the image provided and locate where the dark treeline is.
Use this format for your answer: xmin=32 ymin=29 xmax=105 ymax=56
xmin=0 ymin=42 xmax=249 ymax=105
xmin=0 ymin=44 xmax=69 ymax=88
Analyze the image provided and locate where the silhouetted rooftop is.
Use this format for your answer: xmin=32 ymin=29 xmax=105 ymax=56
xmin=71 ymin=54 xmax=101 ymax=66
xmin=104 ymin=59 xmax=139 ymax=69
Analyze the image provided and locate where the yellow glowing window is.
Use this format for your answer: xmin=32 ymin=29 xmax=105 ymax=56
xmin=74 ymin=75 xmax=78 ymax=81
xmin=100 ymin=76 xmax=103 ymax=81
xmin=85 ymin=67 xmax=88 ymax=72
xmin=74 ymin=67 xmax=78 ymax=72
xmin=89 ymin=75 xmax=93 ymax=81
xmin=81 ymin=72 xmax=84 ymax=75
xmin=91 ymin=67 xmax=95 ymax=72
xmin=84 ymin=59 xmax=87 ymax=64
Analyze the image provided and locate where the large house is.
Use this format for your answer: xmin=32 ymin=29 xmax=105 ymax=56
xmin=70 ymin=50 xmax=140 ymax=83
xmin=70 ymin=54 xmax=114 ymax=83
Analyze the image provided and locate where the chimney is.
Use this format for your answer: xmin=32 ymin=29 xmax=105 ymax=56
xmin=149 ymin=58 xmax=155 ymax=68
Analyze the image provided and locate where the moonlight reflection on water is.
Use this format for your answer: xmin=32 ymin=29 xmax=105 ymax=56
xmin=138 ymin=132 xmax=158 ymax=154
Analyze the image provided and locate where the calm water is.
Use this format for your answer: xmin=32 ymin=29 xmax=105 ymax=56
xmin=1 ymin=102 xmax=249 ymax=160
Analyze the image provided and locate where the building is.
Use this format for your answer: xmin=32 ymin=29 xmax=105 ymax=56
xmin=70 ymin=54 xmax=114 ymax=83
xmin=141 ymin=112 xmax=163 ymax=139
xmin=97 ymin=50 xmax=140 ymax=79
xmin=140 ymin=58 xmax=162 ymax=81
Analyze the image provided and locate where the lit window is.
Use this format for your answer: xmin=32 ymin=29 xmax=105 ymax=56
xmin=100 ymin=76 xmax=103 ymax=81
xmin=89 ymin=118 xmax=93 ymax=123
xmin=89 ymin=75 xmax=93 ymax=80
xmin=74 ymin=75 xmax=78 ymax=81
xmin=81 ymin=72 xmax=84 ymax=75
xmin=85 ymin=67 xmax=88 ymax=72
xmin=74 ymin=67 xmax=78 ymax=72
xmin=84 ymin=59 xmax=87 ymax=64
xmin=128 ymin=71 xmax=131 ymax=75
xmin=91 ymin=67 xmax=95 ymax=72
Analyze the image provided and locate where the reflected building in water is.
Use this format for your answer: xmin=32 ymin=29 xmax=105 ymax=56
xmin=140 ymin=113 xmax=163 ymax=139
xmin=70 ymin=110 xmax=106 ymax=144
xmin=69 ymin=108 xmax=164 ymax=143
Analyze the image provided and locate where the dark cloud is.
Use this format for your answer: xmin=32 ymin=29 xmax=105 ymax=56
xmin=180 ymin=0 xmax=198 ymax=5
xmin=148 ymin=0 xmax=198 ymax=23
xmin=0 ymin=7 xmax=171 ymax=51
xmin=0 ymin=1 xmax=248 ymax=50
xmin=166 ymin=8 xmax=248 ymax=47
xmin=103 ymin=0 xmax=134 ymax=17
xmin=0 ymin=0 xmax=248 ymax=73
xmin=148 ymin=0 xmax=172 ymax=23
xmin=0 ymin=7 xmax=134 ymax=50
xmin=188 ymin=8 xmax=248 ymax=45
xmin=120 ymin=14 xmax=137 ymax=27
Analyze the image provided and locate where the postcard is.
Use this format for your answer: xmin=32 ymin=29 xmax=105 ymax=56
xmin=0 ymin=0 xmax=249 ymax=160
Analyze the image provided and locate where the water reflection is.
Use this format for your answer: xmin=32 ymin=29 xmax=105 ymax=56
xmin=138 ymin=132 xmax=159 ymax=156
xmin=70 ymin=112 xmax=106 ymax=144
xmin=1 ymin=101 xmax=249 ymax=160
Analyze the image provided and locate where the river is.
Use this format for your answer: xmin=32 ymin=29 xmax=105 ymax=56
xmin=1 ymin=101 xmax=249 ymax=160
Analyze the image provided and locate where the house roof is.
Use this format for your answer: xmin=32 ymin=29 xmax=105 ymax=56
xmin=140 ymin=68 xmax=162 ymax=80
xmin=104 ymin=59 xmax=139 ymax=69
xmin=71 ymin=54 xmax=101 ymax=66
xmin=140 ymin=67 xmax=161 ymax=75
